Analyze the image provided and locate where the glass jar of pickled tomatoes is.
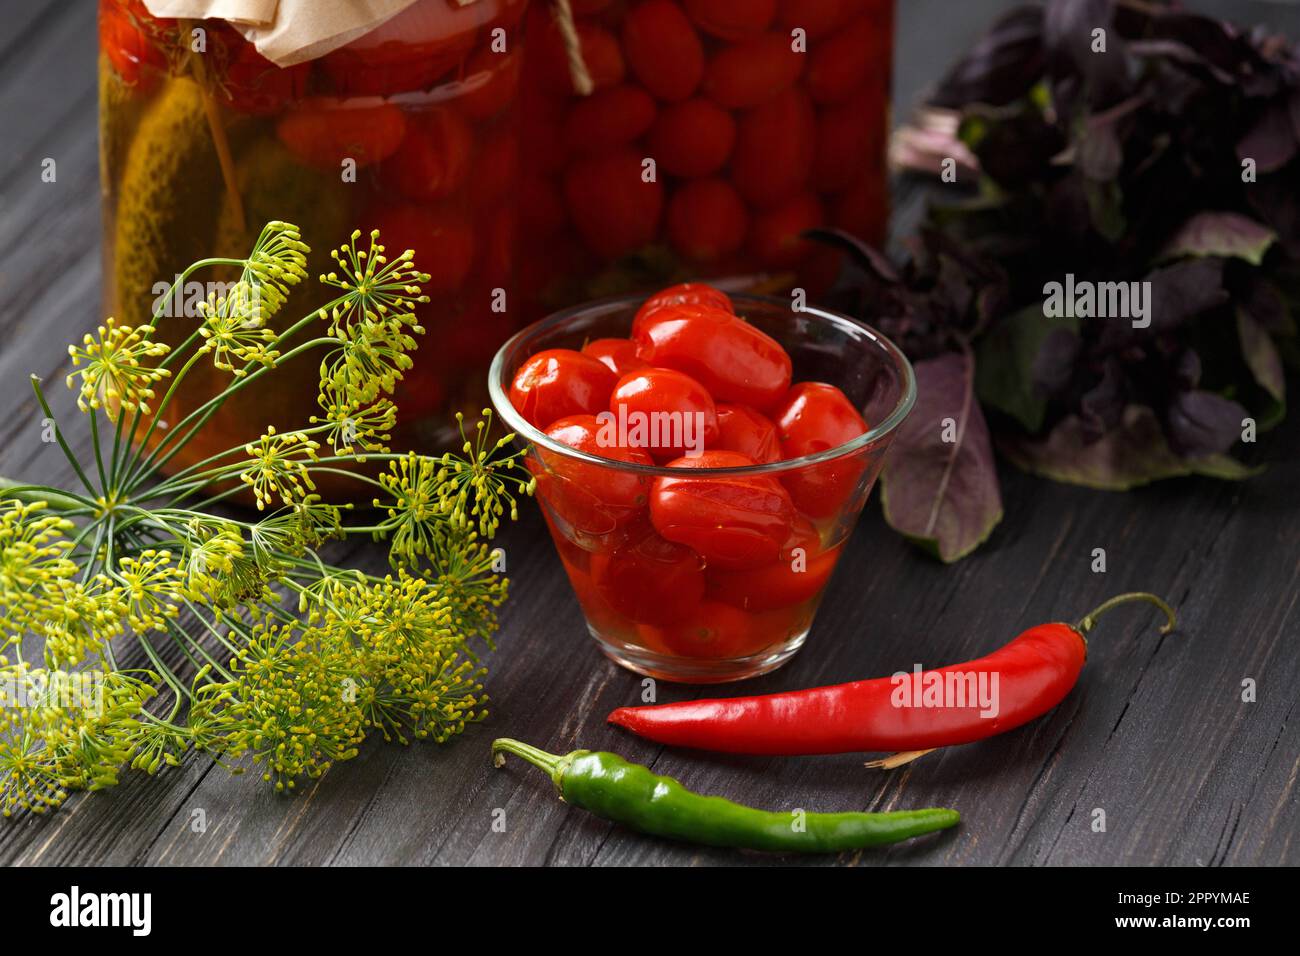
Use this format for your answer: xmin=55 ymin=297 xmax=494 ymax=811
xmin=98 ymin=0 xmax=526 ymax=478
xmin=517 ymin=0 xmax=894 ymax=316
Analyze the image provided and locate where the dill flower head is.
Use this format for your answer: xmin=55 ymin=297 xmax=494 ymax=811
xmin=241 ymin=220 xmax=311 ymax=321
xmin=36 ymin=575 xmax=127 ymax=668
xmin=240 ymin=426 xmax=320 ymax=511
xmin=319 ymin=228 xmax=430 ymax=339
xmin=0 ymin=501 xmax=78 ymax=636
xmin=65 ymin=317 xmax=171 ymax=418
xmin=181 ymin=521 xmax=268 ymax=609
xmin=196 ymin=284 xmax=280 ymax=374
xmin=114 ymin=549 xmax=185 ymax=632
xmin=189 ymin=623 xmax=366 ymax=792
xmin=0 ymin=665 xmax=154 ymax=816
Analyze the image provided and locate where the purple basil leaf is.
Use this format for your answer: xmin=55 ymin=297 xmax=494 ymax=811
xmin=880 ymin=352 xmax=1003 ymax=562
xmin=1163 ymin=211 xmax=1277 ymax=265
xmin=999 ymin=405 xmax=1256 ymax=489
xmin=1173 ymin=348 xmax=1202 ymax=390
xmin=1236 ymin=309 xmax=1286 ymax=404
xmin=1080 ymin=357 xmax=1125 ymax=440
xmin=1032 ymin=326 xmax=1083 ymax=398
xmin=1240 ymin=276 xmax=1291 ymax=334
xmin=1237 ymin=101 xmax=1299 ymax=173
xmin=1100 ymin=259 xmax=1227 ymax=348
xmin=1165 ymin=389 xmax=1247 ymax=457
xmin=931 ymin=6 xmax=1046 ymax=109
xmin=804 ymin=228 xmax=899 ymax=283
xmin=1043 ymin=0 xmax=1131 ymax=110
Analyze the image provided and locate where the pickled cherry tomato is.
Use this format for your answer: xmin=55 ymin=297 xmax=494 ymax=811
xmin=563 ymin=149 xmax=664 ymax=259
xmin=631 ymin=283 xmax=734 ymax=336
xmin=748 ymin=192 xmax=822 ymax=269
xmin=277 ymin=100 xmax=407 ymax=169
xmin=468 ymin=128 xmax=519 ymax=208
xmin=538 ymin=415 xmax=655 ymax=533
xmin=320 ymin=33 xmax=473 ymax=98
xmin=714 ymin=403 xmax=781 ymax=463
xmin=683 ymin=0 xmax=777 ymax=41
xmin=706 ymin=516 xmax=840 ymax=611
xmin=640 ymin=600 xmax=757 ymax=659
xmin=813 ymin=90 xmax=880 ymax=192
xmin=773 ymin=381 xmax=870 ymax=516
xmin=806 ymin=15 xmax=878 ymax=104
xmin=563 ymin=85 xmax=658 ymax=154
xmin=519 ymin=172 xmax=567 ymax=237
xmin=634 ymin=307 xmax=792 ymax=410
xmin=649 ymin=450 xmax=795 ymax=569
xmin=509 ymin=348 xmax=618 ymax=429
xmin=582 ymin=338 xmax=648 ymax=378
xmin=623 ymin=0 xmax=706 ymax=103
xmin=666 ymin=178 xmax=748 ymax=263
xmin=646 ymin=98 xmax=736 ymax=178
xmin=100 ymin=1 xmax=169 ymax=88
xmin=369 ymin=203 xmax=475 ymax=294
xmin=382 ymin=107 xmax=473 ymax=202
xmin=457 ymin=46 xmax=522 ymax=120
xmin=590 ymin=530 xmax=706 ymax=626
xmin=833 ymin=173 xmax=888 ymax=243
xmin=731 ymin=87 xmax=815 ymax=208
xmin=610 ymin=368 xmax=720 ymax=461
xmin=533 ymin=19 xmax=625 ymax=96
xmin=702 ymin=32 xmax=804 ymax=109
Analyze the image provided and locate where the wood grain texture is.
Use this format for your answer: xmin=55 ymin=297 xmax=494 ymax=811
xmin=0 ymin=0 xmax=1295 ymax=866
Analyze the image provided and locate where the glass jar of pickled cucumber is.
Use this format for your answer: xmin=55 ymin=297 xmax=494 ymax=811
xmin=516 ymin=0 xmax=894 ymax=316
xmin=98 ymin=0 xmax=527 ymax=478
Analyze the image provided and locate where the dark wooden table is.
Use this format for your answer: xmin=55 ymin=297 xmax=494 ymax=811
xmin=1 ymin=0 xmax=1296 ymax=866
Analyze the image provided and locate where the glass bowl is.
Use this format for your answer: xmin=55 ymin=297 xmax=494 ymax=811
xmin=489 ymin=293 xmax=916 ymax=683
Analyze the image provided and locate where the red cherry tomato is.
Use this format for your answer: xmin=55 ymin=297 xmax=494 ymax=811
xmin=631 ymin=283 xmax=734 ymax=337
xmin=369 ymin=203 xmax=475 ymax=294
xmin=649 ymin=450 xmax=795 ymax=569
xmin=590 ymin=529 xmax=706 ymax=625
xmin=610 ymin=367 xmax=720 ymax=461
xmin=747 ymin=192 xmax=822 ymax=270
xmin=683 ymin=0 xmax=776 ymax=41
xmin=563 ymin=148 xmax=664 ymax=259
xmin=535 ymin=414 xmax=655 ymax=534
xmin=640 ymin=600 xmax=757 ymax=659
xmin=634 ymin=307 xmax=792 ymax=411
xmin=776 ymin=0 xmax=856 ymax=39
xmin=100 ymin=0 xmax=170 ymax=89
xmin=510 ymin=348 xmax=618 ymax=429
xmin=806 ymin=14 xmax=879 ymax=104
xmin=535 ymin=19 xmax=625 ymax=95
xmin=563 ymin=85 xmax=658 ymax=154
xmin=665 ymin=178 xmax=748 ymax=264
xmin=381 ymin=107 xmax=473 ymax=202
xmin=707 ymin=516 xmax=841 ymax=611
xmin=456 ymin=46 xmax=522 ymax=120
xmin=622 ymin=0 xmax=706 ymax=103
xmin=277 ymin=100 xmax=408 ymax=170
xmin=773 ymin=381 xmax=870 ymax=517
xmin=583 ymin=338 xmax=649 ymax=378
xmin=701 ymin=32 xmax=804 ymax=109
xmin=714 ymin=403 xmax=781 ymax=463
xmin=731 ymin=87 xmax=815 ymax=208
xmin=646 ymin=98 xmax=736 ymax=178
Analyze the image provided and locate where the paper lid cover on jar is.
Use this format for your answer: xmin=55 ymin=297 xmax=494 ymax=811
xmin=141 ymin=0 xmax=483 ymax=66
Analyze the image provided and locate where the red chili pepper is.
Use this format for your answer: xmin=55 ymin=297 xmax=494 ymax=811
xmin=607 ymin=593 xmax=1176 ymax=768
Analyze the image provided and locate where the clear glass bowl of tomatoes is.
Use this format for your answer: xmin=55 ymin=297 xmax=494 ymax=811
xmin=490 ymin=283 xmax=916 ymax=682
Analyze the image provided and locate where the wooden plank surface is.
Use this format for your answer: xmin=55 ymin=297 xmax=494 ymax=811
xmin=0 ymin=0 xmax=1296 ymax=866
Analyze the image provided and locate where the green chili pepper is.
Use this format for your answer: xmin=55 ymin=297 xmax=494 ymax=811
xmin=492 ymin=738 xmax=960 ymax=853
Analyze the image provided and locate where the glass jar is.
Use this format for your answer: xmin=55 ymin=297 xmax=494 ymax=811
xmin=98 ymin=0 xmax=527 ymax=478
xmin=516 ymin=0 xmax=894 ymax=317
xmin=490 ymin=294 xmax=915 ymax=683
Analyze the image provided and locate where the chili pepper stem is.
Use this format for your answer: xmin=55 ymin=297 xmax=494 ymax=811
xmin=492 ymin=738 xmax=581 ymax=793
xmin=1076 ymin=592 xmax=1177 ymax=636
xmin=865 ymin=748 xmax=938 ymax=770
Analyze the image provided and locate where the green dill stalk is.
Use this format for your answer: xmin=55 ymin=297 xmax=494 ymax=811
xmin=0 ymin=222 xmax=534 ymax=815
